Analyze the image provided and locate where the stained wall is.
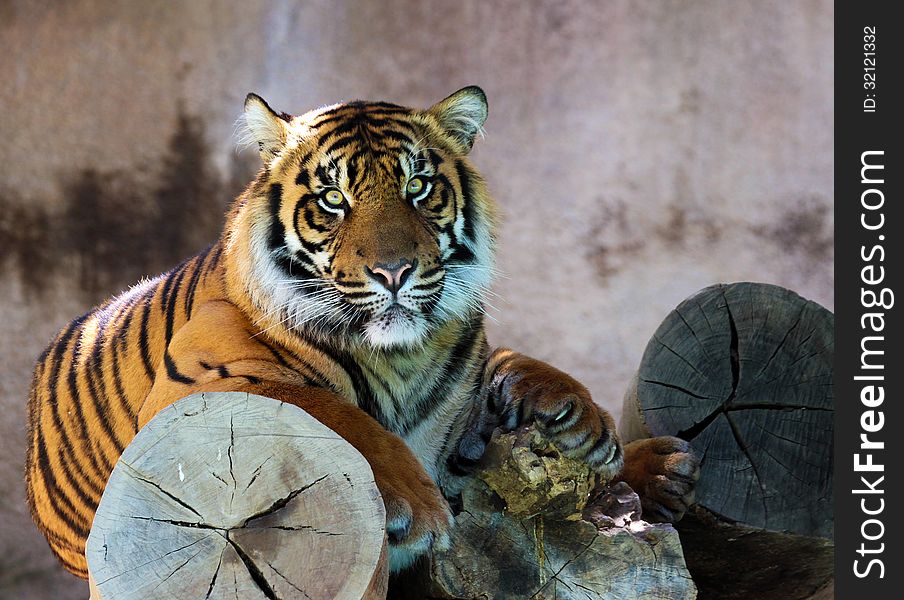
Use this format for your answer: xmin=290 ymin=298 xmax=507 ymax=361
xmin=0 ymin=1 xmax=832 ymax=595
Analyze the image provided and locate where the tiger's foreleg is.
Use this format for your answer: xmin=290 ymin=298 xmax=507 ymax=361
xmin=452 ymin=348 xmax=698 ymax=522
xmin=453 ymin=348 xmax=623 ymax=479
xmin=143 ymin=377 xmax=453 ymax=572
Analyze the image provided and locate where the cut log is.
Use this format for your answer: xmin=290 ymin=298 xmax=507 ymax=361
xmin=393 ymin=427 xmax=697 ymax=600
xmin=86 ymin=392 xmax=387 ymax=600
xmin=620 ymin=282 xmax=833 ymax=539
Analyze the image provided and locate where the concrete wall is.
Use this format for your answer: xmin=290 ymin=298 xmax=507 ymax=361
xmin=0 ymin=1 xmax=832 ymax=596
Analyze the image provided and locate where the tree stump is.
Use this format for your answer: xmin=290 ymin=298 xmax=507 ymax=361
xmin=619 ymin=282 xmax=834 ymax=598
xmin=86 ymin=392 xmax=388 ymax=600
xmin=620 ymin=282 xmax=833 ymax=538
xmin=393 ymin=427 xmax=697 ymax=600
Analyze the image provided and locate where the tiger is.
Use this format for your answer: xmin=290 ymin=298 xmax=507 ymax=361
xmin=25 ymin=86 xmax=699 ymax=580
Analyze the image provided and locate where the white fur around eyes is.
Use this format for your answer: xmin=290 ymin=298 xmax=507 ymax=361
xmin=317 ymin=198 xmax=346 ymax=215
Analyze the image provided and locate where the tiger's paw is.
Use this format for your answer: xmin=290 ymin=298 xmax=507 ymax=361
xmin=496 ymin=359 xmax=624 ymax=481
xmin=618 ymin=436 xmax=700 ymax=523
xmin=373 ymin=459 xmax=454 ymax=572
xmin=533 ymin=394 xmax=624 ymax=482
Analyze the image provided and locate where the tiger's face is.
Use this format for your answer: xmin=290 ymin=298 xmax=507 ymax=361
xmin=234 ymin=87 xmax=497 ymax=348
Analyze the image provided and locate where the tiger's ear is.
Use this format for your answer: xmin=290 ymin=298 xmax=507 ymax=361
xmin=242 ymin=93 xmax=291 ymax=162
xmin=427 ymin=86 xmax=488 ymax=153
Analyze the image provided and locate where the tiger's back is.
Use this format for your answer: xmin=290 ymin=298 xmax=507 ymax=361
xmin=26 ymin=245 xmax=225 ymax=576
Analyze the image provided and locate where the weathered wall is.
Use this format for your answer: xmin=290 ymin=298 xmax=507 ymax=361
xmin=0 ymin=1 xmax=832 ymax=596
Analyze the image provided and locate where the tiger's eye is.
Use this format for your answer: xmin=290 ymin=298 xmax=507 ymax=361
xmin=324 ymin=190 xmax=345 ymax=206
xmin=406 ymin=178 xmax=424 ymax=195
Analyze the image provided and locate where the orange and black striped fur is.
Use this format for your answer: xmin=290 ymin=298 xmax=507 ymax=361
xmin=26 ymin=87 xmax=698 ymax=579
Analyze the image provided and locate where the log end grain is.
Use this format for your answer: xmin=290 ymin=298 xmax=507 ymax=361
xmin=623 ymin=283 xmax=834 ymax=538
xmin=86 ymin=392 xmax=387 ymax=600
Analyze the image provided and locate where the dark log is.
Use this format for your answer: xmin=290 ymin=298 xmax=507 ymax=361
xmin=675 ymin=505 xmax=833 ymax=600
xmin=87 ymin=392 xmax=388 ymax=600
xmin=620 ymin=282 xmax=834 ymax=539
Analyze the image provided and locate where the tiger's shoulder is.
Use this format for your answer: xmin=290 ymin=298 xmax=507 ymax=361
xmin=135 ymin=298 xmax=356 ymax=427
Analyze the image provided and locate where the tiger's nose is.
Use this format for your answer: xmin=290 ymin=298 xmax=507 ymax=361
xmin=366 ymin=260 xmax=415 ymax=294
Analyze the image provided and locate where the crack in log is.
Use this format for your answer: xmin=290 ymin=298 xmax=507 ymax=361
xmin=529 ymin=531 xmax=600 ymax=599
xmin=95 ymin=535 xmax=213 ymax=586
xmin=737 ymin=344 xmax=833 ymax=400
xmin=150 ymin=545 xmax=207 ymax=594
xmin=231 ymin=433 xmax=342 ymax=440
xmin=530 ymin=532 xmax=600 ymax=600
xmin=750 ymin=305 xmax=806 ymax=383
xmin=726 ymin=403 xmax=832 ymax=412
xmin=751 ymin=421 xmax=809 ymax=447
xmin=694 ymin=297 xmax=714 ymax=334
xmin=675 ymin=411 xmax=723 ymax=443
xmin=573 ymin=580 xmax=597 ymax=599
xmin=676 ymin=295 xmax=742 ymax=442
xmin=752 ymin=420 xmax=831 ymax=452
xmin=642 ymin=404 xmax=696 ymax=411
xmin=265 ymin=560 xmax=314 ymax=599
xmin=725 ymin=412 xmax=769 ymax=527
xmin=265 ymin=525 xmax=343 ymax=535
xmin=696 ymin=433 xmax=716 ymax=473
xmin=228 ymin=414 xmax=237 ymax=509
xmin=675 ymin=305 xmax=712 ymax=361
xmin=461 ymin=512 xmax=529 ymax=552
xmin=226 ymin=533 xmax=279 ymax=600
xmin=129 ymin=515 xmax=219 ymax=530
xmin=641 ymin=379 xmax=712 ymax=400
xmin=725 ymin=298 xmax=740 ymax=401
xmin=788 ymin=375 xmax=833 ymax=388
xmin=244 ymin=457 xmax=273 ymax=492
xmin=795 ymin=328 xmax=816 ymax=348
xmin=121 ymin=462 xmax=204 ymax=519
xmin=242 ymin=474 xmax=329 ymax=528
xmin=552 ymin=574 xmax=574 ymax=595
xmin=205 ymin=547 xmax=226 ymax=599
xmin=758 ymin=444 xmax=811 ymax=486
xmin=652 ymin=335 xmax=713 ymax=382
